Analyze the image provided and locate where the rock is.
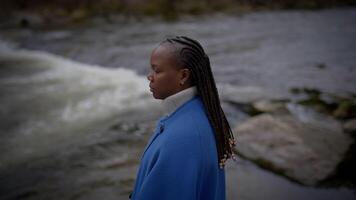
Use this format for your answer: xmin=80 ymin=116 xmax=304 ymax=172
xmin=218 ymin=84 xmax=286 ymax=104
xmin=234 ymin=113 xmax=352 ymax=186
xmin=333 ymin=99 xmax=356 ymax=119
xmin=286 ymin=103 xmax=342 ymax=131
xmin=291 ymin=87 xmax=356 ymax=119
xmin=343 ymin=118 xmax=356 ymax=135
xmin=252 ymin=100 xmax=289 ymax=113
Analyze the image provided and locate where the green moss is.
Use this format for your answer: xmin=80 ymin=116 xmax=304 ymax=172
xmin=298 ymin=97 xmax=331 ymax=113
xmin=226 ymin=100 xmax=263 ymax=116
xmin=295 ymin=88 xmax=331 ymax=113
xmin=333 ymin=100 xmax=356 ymax=119
xmin=291 ymin=87 xmax=356 ymax=119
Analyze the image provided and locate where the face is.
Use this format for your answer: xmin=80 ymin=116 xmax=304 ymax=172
xmin=147 ymin=44 xmax=189 ymax=99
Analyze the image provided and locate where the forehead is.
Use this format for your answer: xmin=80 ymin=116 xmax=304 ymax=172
xmin=150 ymin=44 xmax=178 ymax=68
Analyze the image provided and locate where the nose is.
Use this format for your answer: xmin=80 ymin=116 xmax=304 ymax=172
xmin=147 ymin=72 xmax=153 ymax=82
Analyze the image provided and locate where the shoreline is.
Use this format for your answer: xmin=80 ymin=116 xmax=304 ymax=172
xmin=1 ymin=0 xmax=355 ymax=29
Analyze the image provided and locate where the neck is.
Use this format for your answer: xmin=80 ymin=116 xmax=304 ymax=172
xmin=161 ymin=86 xmax=197 ymax=117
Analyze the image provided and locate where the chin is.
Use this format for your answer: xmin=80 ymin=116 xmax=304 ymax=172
xmin=152 ymin=93 xmax=164 ymax=100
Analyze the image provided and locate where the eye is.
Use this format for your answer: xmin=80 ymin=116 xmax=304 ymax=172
xmin=150 ymin=65 xmax=162 ymax=74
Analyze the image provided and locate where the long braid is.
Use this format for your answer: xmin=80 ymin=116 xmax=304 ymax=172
xmin=162 ymin=36 xmax=237 ymax=169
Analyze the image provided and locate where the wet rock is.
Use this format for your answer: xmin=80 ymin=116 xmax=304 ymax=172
xmin=343 ymin=118 xmax=356 ymax=136
xmin=285 ymin=103 xmax=341 ymax=131
xmin=296 ymin=89 xmax=334 ymax=114
xmin=224 ymin=101 xmax=262 ymax=117
xmin=234 ymin=113 xmax=352 ymax=185
xmin=218 ymin=85 xmax=285 ymax=104
xmin=290 ymin=87 xmax=356 ymax=120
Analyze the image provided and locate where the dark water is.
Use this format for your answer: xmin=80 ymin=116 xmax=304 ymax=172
xmin=0 ymin=8 xmax=356 ymax=200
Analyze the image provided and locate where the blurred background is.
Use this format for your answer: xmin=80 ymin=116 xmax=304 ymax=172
xmin=0 ymin=0 xmax=356 ymax=200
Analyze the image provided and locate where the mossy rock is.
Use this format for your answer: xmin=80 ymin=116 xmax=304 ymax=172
xmin=333 ymin=100 xmax=356 ymax=119
xmin=291 ymin=87 xmax=356 ymax=120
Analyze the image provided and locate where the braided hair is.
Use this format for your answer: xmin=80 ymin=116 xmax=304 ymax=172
xmin=161 ymin=36 xmax=237 ymax=169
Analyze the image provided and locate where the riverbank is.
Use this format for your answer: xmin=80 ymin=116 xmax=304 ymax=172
xmin=1 ymin=0 xmax=356 ymax=28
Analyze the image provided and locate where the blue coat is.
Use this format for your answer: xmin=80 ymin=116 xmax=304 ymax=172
xmin=130 ymin=96 xmax=226 ymax=200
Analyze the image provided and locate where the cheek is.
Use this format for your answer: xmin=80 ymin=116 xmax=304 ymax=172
xmin=156 ymin=72 xmax=176 ymax=84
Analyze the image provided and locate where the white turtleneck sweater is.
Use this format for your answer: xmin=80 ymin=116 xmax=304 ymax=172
xmin=161 ymin=86 xmax=198 ymax=117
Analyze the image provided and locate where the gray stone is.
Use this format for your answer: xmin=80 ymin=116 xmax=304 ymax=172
xmin=252 ymin=100 xmax=288 ymax=113
xmin=218 ymin=84 xmax=286 ymax=104
xmin=234 ymin=113 xmax=352 ymax=185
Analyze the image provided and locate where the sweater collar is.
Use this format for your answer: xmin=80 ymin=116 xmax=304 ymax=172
xmin=161 ymin=86 xmax=197 ymax=117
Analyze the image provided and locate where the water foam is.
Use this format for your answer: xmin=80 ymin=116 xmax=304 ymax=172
xmin=0 ymin=49 xmax=156 ymax=168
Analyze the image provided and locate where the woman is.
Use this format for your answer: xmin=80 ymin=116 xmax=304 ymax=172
xmin=130 ymin=36 xmax=236 ymax=200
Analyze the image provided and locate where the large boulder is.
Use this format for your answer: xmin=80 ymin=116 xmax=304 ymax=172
xmin=234 ymin=113 xmax=352 ymax=185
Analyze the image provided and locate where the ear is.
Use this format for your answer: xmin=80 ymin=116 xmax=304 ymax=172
xmin=179 ymin=68 xmax=191 ymax=86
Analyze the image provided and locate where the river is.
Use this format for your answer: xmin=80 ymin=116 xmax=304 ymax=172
xmin=0 ymin=8 xmax=355 ymax=200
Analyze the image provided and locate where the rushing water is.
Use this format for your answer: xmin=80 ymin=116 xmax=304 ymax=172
xmin=1 ymin=8 xmax=356 ymax=96
xmin=0 ymin=8 xmax=356 ymax=200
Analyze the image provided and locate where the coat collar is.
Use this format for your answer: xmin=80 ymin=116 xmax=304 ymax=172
xmin=161 ymin=86 xmax=197 ymax=117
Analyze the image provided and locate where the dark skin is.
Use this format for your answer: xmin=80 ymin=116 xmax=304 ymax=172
xmin=147 ymin=44 xmax=192 ymax=99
